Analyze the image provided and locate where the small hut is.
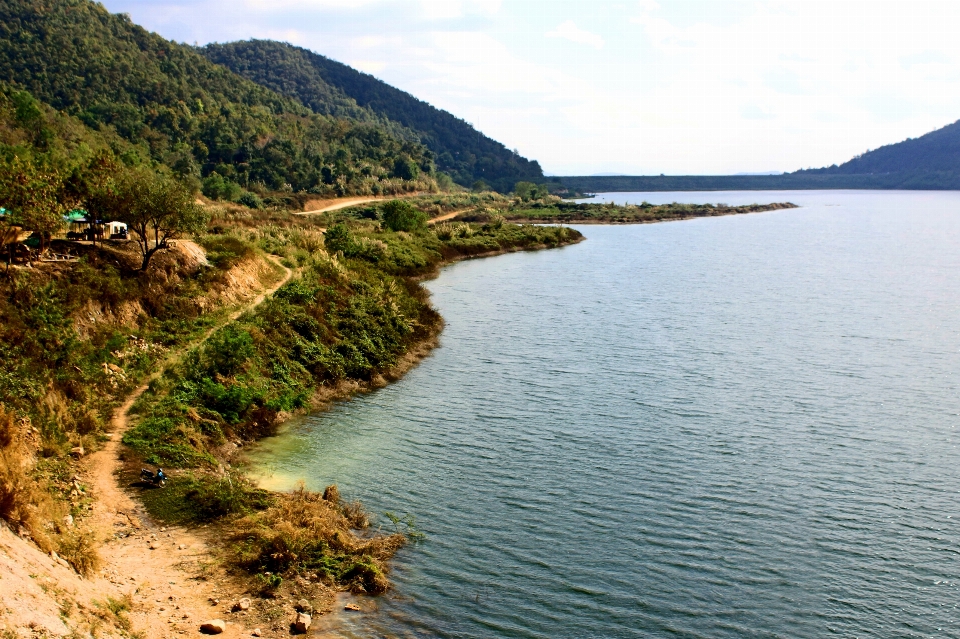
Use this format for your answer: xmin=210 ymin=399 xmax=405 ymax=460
xmin=104 ymin=221 xmax=128 ymax=239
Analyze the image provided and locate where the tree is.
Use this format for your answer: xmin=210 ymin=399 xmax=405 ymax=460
xmin=323 ymin=223 xmax=353 ymax=254
xmin=392 ymin=157 xmax=420 ymax=181
xmin=514 ymin=181 xmax=548 ymax=202
xmin=96 ymin=170 xmax=208 ymax=271
xmin=381 ymin=200 xmax=427 ymax=232
xmin=0 ymin=156 xmax=70 ymax=255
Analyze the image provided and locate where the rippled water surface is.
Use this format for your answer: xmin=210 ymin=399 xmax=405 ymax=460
xmin=249 ymin=191 xmax=960 ymax=638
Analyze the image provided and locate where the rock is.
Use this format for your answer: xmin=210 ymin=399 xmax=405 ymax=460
xmin=209 ymin=599 xmax=220 ymax=606
xmin=295 ymin=599 xmax=312 ymax=613
xmin=70 ymin=446 xmax=85 ymax=459
xmin=232 ymin=598 xmax=251 ymax=612
xmin=292 ymin=613 xmax=311 ymax=634
xmin=344 ymin=603 xmax=361 ymax=612
xmin=149 ymin=541 xmax=160 ymax=550
xmin=62 ymin=514 xmax=74 ymax=528
xmin=251 ymin=630 xmax=262 ymax=637
xmin=200 ymin=620 xmax=226 ymax=635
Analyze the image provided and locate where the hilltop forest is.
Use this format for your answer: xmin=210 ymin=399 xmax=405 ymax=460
xmin=201 ymin=40 xmax=544 ymax=192
xmin=0 ymin=0 xmax=468 ymax=199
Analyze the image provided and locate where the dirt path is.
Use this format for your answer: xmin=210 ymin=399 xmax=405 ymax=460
xmin=77 ymin=254 xmax=295 ymax=639
xmin=89 ymin=256 xmax=292 ymax=521
xmin=296 ymin=196 xmax=388 ymax=216
xmin=426 ymin=209 xmax=467 ymax=225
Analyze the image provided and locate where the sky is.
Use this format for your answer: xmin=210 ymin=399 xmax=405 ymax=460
xmin=99 ymin=0 xmax=960 ymax=176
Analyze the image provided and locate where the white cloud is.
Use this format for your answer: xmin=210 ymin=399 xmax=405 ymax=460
xmin=98 ymin=0 xmax=960 ymax=175
xmin=349 ymin=59 xmax=387 ymax=74
xmin=546 ymin=20 xmax=604 ymax=49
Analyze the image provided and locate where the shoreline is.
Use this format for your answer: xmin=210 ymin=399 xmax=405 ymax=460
xmin=499 ymin=201 xmax=798 ymax=226
xmin=238 ymin=234 xmax=587 ymax=474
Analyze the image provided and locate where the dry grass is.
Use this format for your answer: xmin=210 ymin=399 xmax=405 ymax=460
xmin=0 ymin=404 xmax=60 ymax=552
xmin=57 ymin=527 xmax=102 ymax=577
xmin=230 ymin=483 xmax=404 ymax=594
xmin=0 ymin=404 xmax=100 ymax=574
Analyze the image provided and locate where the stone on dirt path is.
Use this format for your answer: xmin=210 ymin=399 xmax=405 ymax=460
xmin=200 ymin=620 xmax=226 ymax=634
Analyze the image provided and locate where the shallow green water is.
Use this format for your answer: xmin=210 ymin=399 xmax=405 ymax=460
xmin=249 ymin=190 xmax=960 ymax=638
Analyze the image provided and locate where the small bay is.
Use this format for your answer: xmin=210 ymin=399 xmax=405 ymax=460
xmin=248 ymin=190 xmax=960 ymax=638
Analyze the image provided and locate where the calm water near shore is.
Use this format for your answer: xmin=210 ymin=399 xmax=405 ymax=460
xmin=249 ymin=190 xmax=960 ymax=638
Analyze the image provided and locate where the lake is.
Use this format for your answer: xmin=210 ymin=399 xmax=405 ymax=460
xmin=248 ymin=190 xmax=960 ymax=638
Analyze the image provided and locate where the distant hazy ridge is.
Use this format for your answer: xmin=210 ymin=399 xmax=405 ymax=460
xmin=558 ymin=118 xmax=960 ymax=192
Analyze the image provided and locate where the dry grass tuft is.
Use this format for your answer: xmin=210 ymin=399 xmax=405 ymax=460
xmin=231 ymin=483 xmax=403 ymax=594
xmin=57 ymin=527 xmax=102 ymax=577
xmin=0 ymin=404 xmax=62 ymax=552
xmin=0 ymin=404 xmax=99 ymax=572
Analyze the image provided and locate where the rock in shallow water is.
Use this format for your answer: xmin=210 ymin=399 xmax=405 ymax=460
xmin=292 ymin=613 xmax=311 ymax=634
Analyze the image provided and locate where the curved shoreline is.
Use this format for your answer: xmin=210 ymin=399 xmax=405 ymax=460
xmin=240 ymin=234 xmax=587 ymax=463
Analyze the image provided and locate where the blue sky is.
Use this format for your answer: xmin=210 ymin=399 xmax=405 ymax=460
xmin=100 ymin=1 xmax=960 ymax=175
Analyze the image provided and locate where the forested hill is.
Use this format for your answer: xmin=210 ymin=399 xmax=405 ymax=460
xmin=201 ymin=40 xmax=544 ymax=191
xmin=0 ymin=0 xmax=435 ymax=197
xmin=801 ymin=119 xmax=960 ymax=175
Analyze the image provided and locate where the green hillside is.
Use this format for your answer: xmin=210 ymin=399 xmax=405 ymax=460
xmin=0 ymin=0 xmax=436 ymax=198
xmin=803 ymin=119 xmax=960 ymax=176
xmin=201 ymin=40 xmax=544 ymax=191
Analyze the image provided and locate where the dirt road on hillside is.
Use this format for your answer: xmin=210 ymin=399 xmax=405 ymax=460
xmin=296 ymin=197 xmax=389 ymax=216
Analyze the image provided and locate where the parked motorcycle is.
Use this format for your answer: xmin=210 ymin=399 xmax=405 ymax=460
xmin=140 ymin=467 xmax=167 ymax=487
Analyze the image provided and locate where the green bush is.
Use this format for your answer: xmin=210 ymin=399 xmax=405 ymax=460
xmin=324 ymin=223 xmax=353 ymax=254
xmin=238 ymin=191 xmax=264 ymax=209
xmin=381 ymin=200 xmax=427 ymax=232
xmin=202 ymin=172 xmax=242 ymax=201
xmin=202 ymin=327 xmax=255 ymax=377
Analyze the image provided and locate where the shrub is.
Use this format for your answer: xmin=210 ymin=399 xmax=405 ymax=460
xmin=323 ymin=223 xmax=353 ymax=254
xmin=202 ymin=326 xmax=255 ymax=377
xmin=433 ymin=223 xmax=454 ymax=240
xmin=202 ymin=172 xmax=242 ymax=201
xmin=139 ymin=471 xmax=272 ymax=524
xmin=58 ymin=527 xmax=102 ymax=576
xmin=229 ymin=484 xmax=404 ymax=594
xmin=237 ymin=191 xmax=264 ymax=209
xmin=381 ymin=200 xmax=427 ymax=232
xmin=392 ymin=157 xmax=420 ymax=181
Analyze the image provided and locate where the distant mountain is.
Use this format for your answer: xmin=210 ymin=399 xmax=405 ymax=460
xmin=201 ymin=40 xmax=544 ymax=191
xmin=803 ymin=119 xmax=960 ymax=175
xmin=0 ymin=0 xmax=435 ymax=196
xmin=556 ymin=120 xmax=960 ymax=193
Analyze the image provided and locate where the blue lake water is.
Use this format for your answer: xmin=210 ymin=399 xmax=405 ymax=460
xmin=248 ymin=190 xmax=960 ymax=638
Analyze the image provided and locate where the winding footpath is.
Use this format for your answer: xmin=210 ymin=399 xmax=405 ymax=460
xmin=80 ymin=254 xmax=295 ymax=639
